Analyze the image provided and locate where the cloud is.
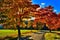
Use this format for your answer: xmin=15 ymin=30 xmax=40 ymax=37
xmin=54 ymin=10 xmax=57 ymax=12
xmin=41 ymin=3 xmax=45 ymax=5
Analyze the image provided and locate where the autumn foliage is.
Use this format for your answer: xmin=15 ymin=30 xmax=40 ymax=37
xmin=0 ymin=0 xmax=60 ymax=30
xmin=33 ymin=6 xmax=60 ymax=30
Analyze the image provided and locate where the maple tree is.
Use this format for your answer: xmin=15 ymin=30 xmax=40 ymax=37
xmin=33 ymin=5 xmax=60 ymax=30
xmin=0 ymin=0 xmax=60 ymax=30
xmin=0 ymin=0 xmax=40 ymax=29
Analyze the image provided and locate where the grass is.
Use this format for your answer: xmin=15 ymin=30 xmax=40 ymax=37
xmin=0 ymin=29 xmax=38 ymax=38
xmin=45 ymin=33 xmax=60 ymax=40
xmin=0 ymin=30 xmax=60 ymax=40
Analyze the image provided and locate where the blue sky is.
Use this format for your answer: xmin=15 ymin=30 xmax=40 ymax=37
xmin=32 ymin=0 xmax=60 ymax=14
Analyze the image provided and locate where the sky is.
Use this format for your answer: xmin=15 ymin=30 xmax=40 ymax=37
xmin=32 ymin=0 xmax=60 ymax=14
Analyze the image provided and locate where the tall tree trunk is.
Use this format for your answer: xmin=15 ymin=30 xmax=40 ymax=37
xmin=16 ymin=25 xmax=21 ymax=40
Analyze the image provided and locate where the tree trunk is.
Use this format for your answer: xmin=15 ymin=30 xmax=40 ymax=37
xmin=16 ymin=25 xmax=21 ymax=40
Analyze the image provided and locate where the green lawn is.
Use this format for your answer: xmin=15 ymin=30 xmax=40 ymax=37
xmin=0 ymin=30 xmax=17 ymax=37
xmin=0 ymin=30 xmax=38 ymax=38
xmin=45 ymin=33 xmax=60 ymax=40
xmin=0 ymin=30 xmax=60 ymax=40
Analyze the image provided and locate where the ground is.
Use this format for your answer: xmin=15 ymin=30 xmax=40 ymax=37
xmin=0 ymin=30 xmax=60 ymax=40
xmin=0 ymin=30 xmax=38 ymax=38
